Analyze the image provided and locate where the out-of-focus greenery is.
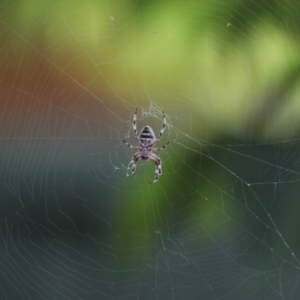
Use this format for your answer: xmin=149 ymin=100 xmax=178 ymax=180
xmin=5 ymin=0 xmax=300 ymax=139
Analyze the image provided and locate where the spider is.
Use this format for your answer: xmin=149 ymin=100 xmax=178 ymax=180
xmin=123 ymin=108 xmax=169 ymax=183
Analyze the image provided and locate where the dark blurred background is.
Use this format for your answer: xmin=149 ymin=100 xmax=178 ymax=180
xmin=1 ymin=0 xmax=300 ymax=299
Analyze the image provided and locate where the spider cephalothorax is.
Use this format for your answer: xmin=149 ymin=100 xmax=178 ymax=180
xmin=123 ymin=108 xmax=169 ymax=183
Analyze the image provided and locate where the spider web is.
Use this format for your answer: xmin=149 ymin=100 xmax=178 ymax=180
xmin=1 ymin=0 xmax=300 ymax=299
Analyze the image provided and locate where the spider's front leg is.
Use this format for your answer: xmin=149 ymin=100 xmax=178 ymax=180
xmin=148 ymin=153 xmax=162 ymax=183
xmin=127 ymin=153 xmax=141 ymax=176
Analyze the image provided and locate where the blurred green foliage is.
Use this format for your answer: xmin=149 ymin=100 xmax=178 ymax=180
xmin=3 ymin=0 xmax=300 ymax=138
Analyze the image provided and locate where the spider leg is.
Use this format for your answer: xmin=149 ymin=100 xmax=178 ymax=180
xmin=147 ymin=111 xmax=167 ymax=147
xmin=158 ymin=110 xmax=167 ymax=139
xmin=148 ymin=153 xmax=162 ymax=183
xmin=127 ymin=152 xmax=141 ymax=175
xmin=151 ymin=141 xmax=170 ymax=152
xmin=122 ymin=140 xmax=140 ymax=149
xmin=133 ymin=108 xmax=140 ymax=141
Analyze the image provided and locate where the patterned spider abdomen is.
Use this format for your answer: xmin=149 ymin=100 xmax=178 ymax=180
xmin=140 ymin=126 xmax=155 ymax=145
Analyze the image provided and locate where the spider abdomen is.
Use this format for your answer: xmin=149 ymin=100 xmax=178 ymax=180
xmin=140 ymin=126 xmax=155 ymax=145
